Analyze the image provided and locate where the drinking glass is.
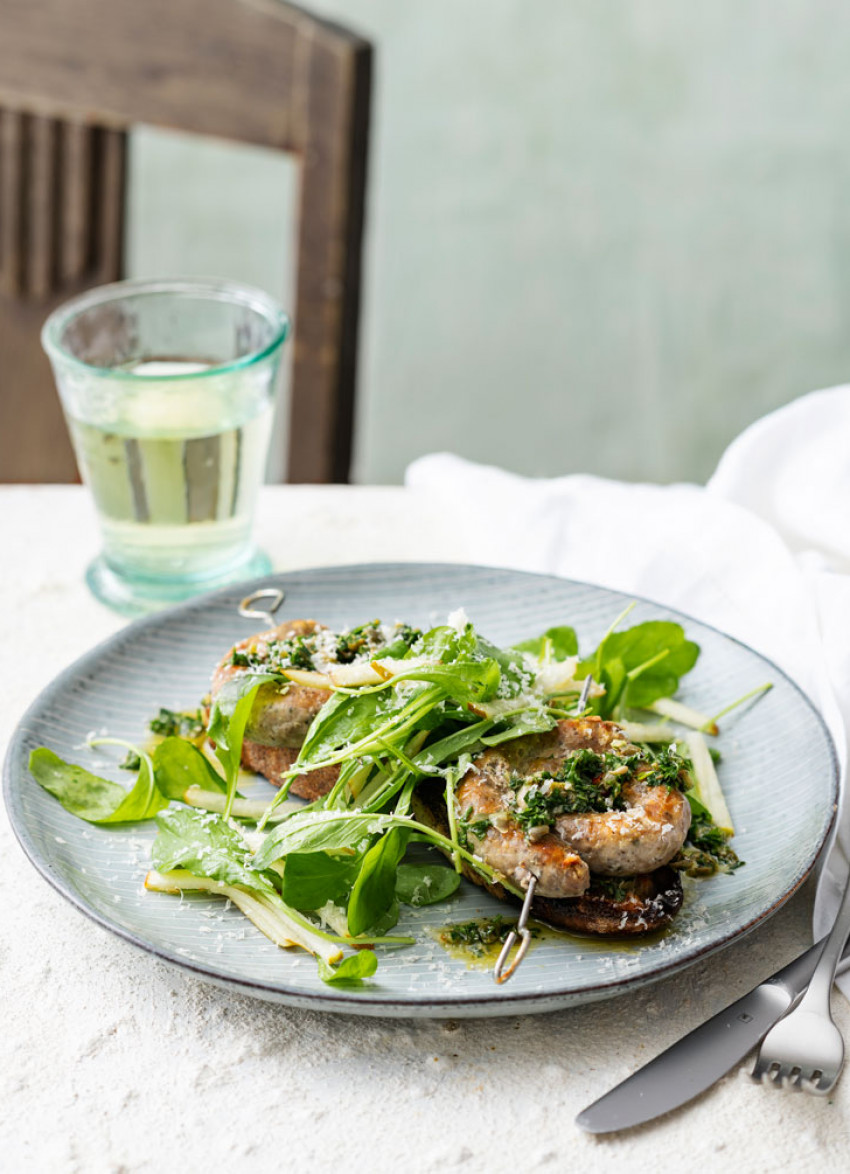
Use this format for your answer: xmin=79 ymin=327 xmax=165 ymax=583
xmin=42 ymin=278 xmax=290 ymax=615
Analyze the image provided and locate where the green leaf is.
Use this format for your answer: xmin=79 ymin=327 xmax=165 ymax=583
xmin=30 ymin=747 xmax=168 ymax=824
xmin=207 ymin=672 xmax=279 ymax=752
xmin=281 ymin=852 xmax=361 ymax=910
xmin=294 ymin=622 xmax=507 ymax=775
xmin=594 ymin=657 xmax=628 ymax=719
xmin=206 ymin=672 xmax=277 ymax=814
xmin=390 ymin=659 xmax=502 ymax=703
xmin=347 ymin=827 xmax=409 ymax=936
xmin=479 ymin=706 xmax=555 ymax=746
xmin=363 ymin=897 xmax=401 ymax=937
xmin=298 ymin=682 xmax=456 ymax=777
xmin=299 ymin=665 xmax=500 ymax=777
xmin=252 ymin=812 xmax=399 ymax=867
xmin=317 ymin=949 xmax=378 ymax=986
xmin=153 ymin=737 xmax=226 ymax=799
xmin=418 ymin=624 xmax=477 ymax=662
xmin=686 ymin=792 xmax=712 ymax=819
xmin=513 ymin=625 xmax=579 ymax=661
xmin=579 ymin=621 xmax=699 ymax=716
xmin=395 ymin=862 xmax=461 ymax=906
xmin=298 ymin=688 xmax=398 ymax=766
xmin=472 ymin=634 xmax=535 ymax=698
xmin=378 ymin=635 xmax=417 ymax=661
xmin=416 ymin=721 xmax=494 ymax=769
xmin=152 ymin=807 xmax=276 ymax=897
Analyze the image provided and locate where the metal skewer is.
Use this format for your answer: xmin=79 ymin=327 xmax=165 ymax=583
xmin=238 ymin=587 xmax=285 ymax=629
xmin=493 ymin=873 xmax=538 ymax=985
xmin=492 ymin=673 xmax=597 ymax=985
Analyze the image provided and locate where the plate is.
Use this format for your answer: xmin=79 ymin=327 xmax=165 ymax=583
xmin=3 ymin=563 xmax=839 ymax=1018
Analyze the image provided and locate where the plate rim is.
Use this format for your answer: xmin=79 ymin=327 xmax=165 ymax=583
xmin=3 ymin=561 xmax=840 ymax=1015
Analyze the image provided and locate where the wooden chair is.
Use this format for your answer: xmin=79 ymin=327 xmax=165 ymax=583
xmin=0 ymin=0 xmax=371 ymax=483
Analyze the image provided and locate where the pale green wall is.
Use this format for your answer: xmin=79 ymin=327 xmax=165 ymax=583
xmin=127 ymin=1 xmax=850 ymax=484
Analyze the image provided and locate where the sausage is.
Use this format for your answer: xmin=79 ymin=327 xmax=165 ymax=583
xmin=456 ymin=717 xmax=691 ymax=891
xmin=456 ymin=764 xmax=590 ymax=898
xmin=212 ymin=619 xmax=331 ymax=748
xmin=211 ymin=619 xmax=338 ymax=798
xmin=555 ymin=777 xmax=691 ymax=876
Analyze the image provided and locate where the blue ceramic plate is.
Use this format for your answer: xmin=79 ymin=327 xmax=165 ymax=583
xmin=3 ymin=564 xmax=839 ymax=1017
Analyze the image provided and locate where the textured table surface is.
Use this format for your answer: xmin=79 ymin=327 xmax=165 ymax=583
xmin=2 ymin=485 xmax=848 ymax=1173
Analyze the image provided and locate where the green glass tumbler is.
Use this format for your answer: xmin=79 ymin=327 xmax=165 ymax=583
xmin=42 ymin=278 xmax=290 ymax=616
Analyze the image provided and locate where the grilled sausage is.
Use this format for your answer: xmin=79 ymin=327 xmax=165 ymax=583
xmin=457 ymin=717 xmax=690 ymax=885
xmin=211 ymin=619 xmax=338 ymax=799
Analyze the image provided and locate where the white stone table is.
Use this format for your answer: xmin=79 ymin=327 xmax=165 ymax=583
xmin=2 ymin=485 xmax=848 ymax=1172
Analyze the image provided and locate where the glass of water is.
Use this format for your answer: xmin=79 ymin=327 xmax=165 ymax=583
xmin=42 ymin=278 xmax=290 ymax=615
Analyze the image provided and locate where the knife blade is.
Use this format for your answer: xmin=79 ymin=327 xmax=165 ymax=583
xmin=576 ymin=937 xmax=850 ymax=1133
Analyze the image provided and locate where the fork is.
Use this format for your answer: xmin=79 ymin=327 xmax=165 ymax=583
xmin=752 ymin=868 xmax=850 ymax=1094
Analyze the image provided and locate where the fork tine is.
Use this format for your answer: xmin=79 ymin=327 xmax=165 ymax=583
xmin=752 ymin=1058 xmax=798 ymax=1088
xmin=758 ymin=1063 xmax=839 ymax=1093
xmin=752 ymin=858 xmax=850 ymax=1097
xmin=750 ymin=1056 xmax=776 ymax=1084
xmin=810 ymin=1070 xmax=837 ymax=1095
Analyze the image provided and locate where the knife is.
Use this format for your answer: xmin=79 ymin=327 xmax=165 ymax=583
xmin=576 ymin=937 xmax=850 ymax=1133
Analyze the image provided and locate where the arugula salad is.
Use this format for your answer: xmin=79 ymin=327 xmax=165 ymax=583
xmin=30 ymin=606 xmax=767 ymax=987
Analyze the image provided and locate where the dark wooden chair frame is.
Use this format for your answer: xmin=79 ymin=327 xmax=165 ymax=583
xmin=0 ymin=0 xmax=371 ymax=483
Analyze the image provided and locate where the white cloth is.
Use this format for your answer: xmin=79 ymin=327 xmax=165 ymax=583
xmin=406 ymin=385 xmax=850 ymax=991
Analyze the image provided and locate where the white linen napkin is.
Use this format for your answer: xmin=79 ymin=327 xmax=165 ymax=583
xmin=406 ymin=384 xmax=850 ymax=992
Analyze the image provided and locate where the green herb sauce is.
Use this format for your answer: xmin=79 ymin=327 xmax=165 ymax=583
xmin=673 ymin=809 xmax=742 ymax=877
xmin=435 ymin=916 xmax=543 ymax=967
xmin=229 ymin=621 xmax=422 ymax=674
xmin=148 ymin=707 xmax=205 ymax=740
xmin=507 ymin=744 xmax=691 ymax=837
